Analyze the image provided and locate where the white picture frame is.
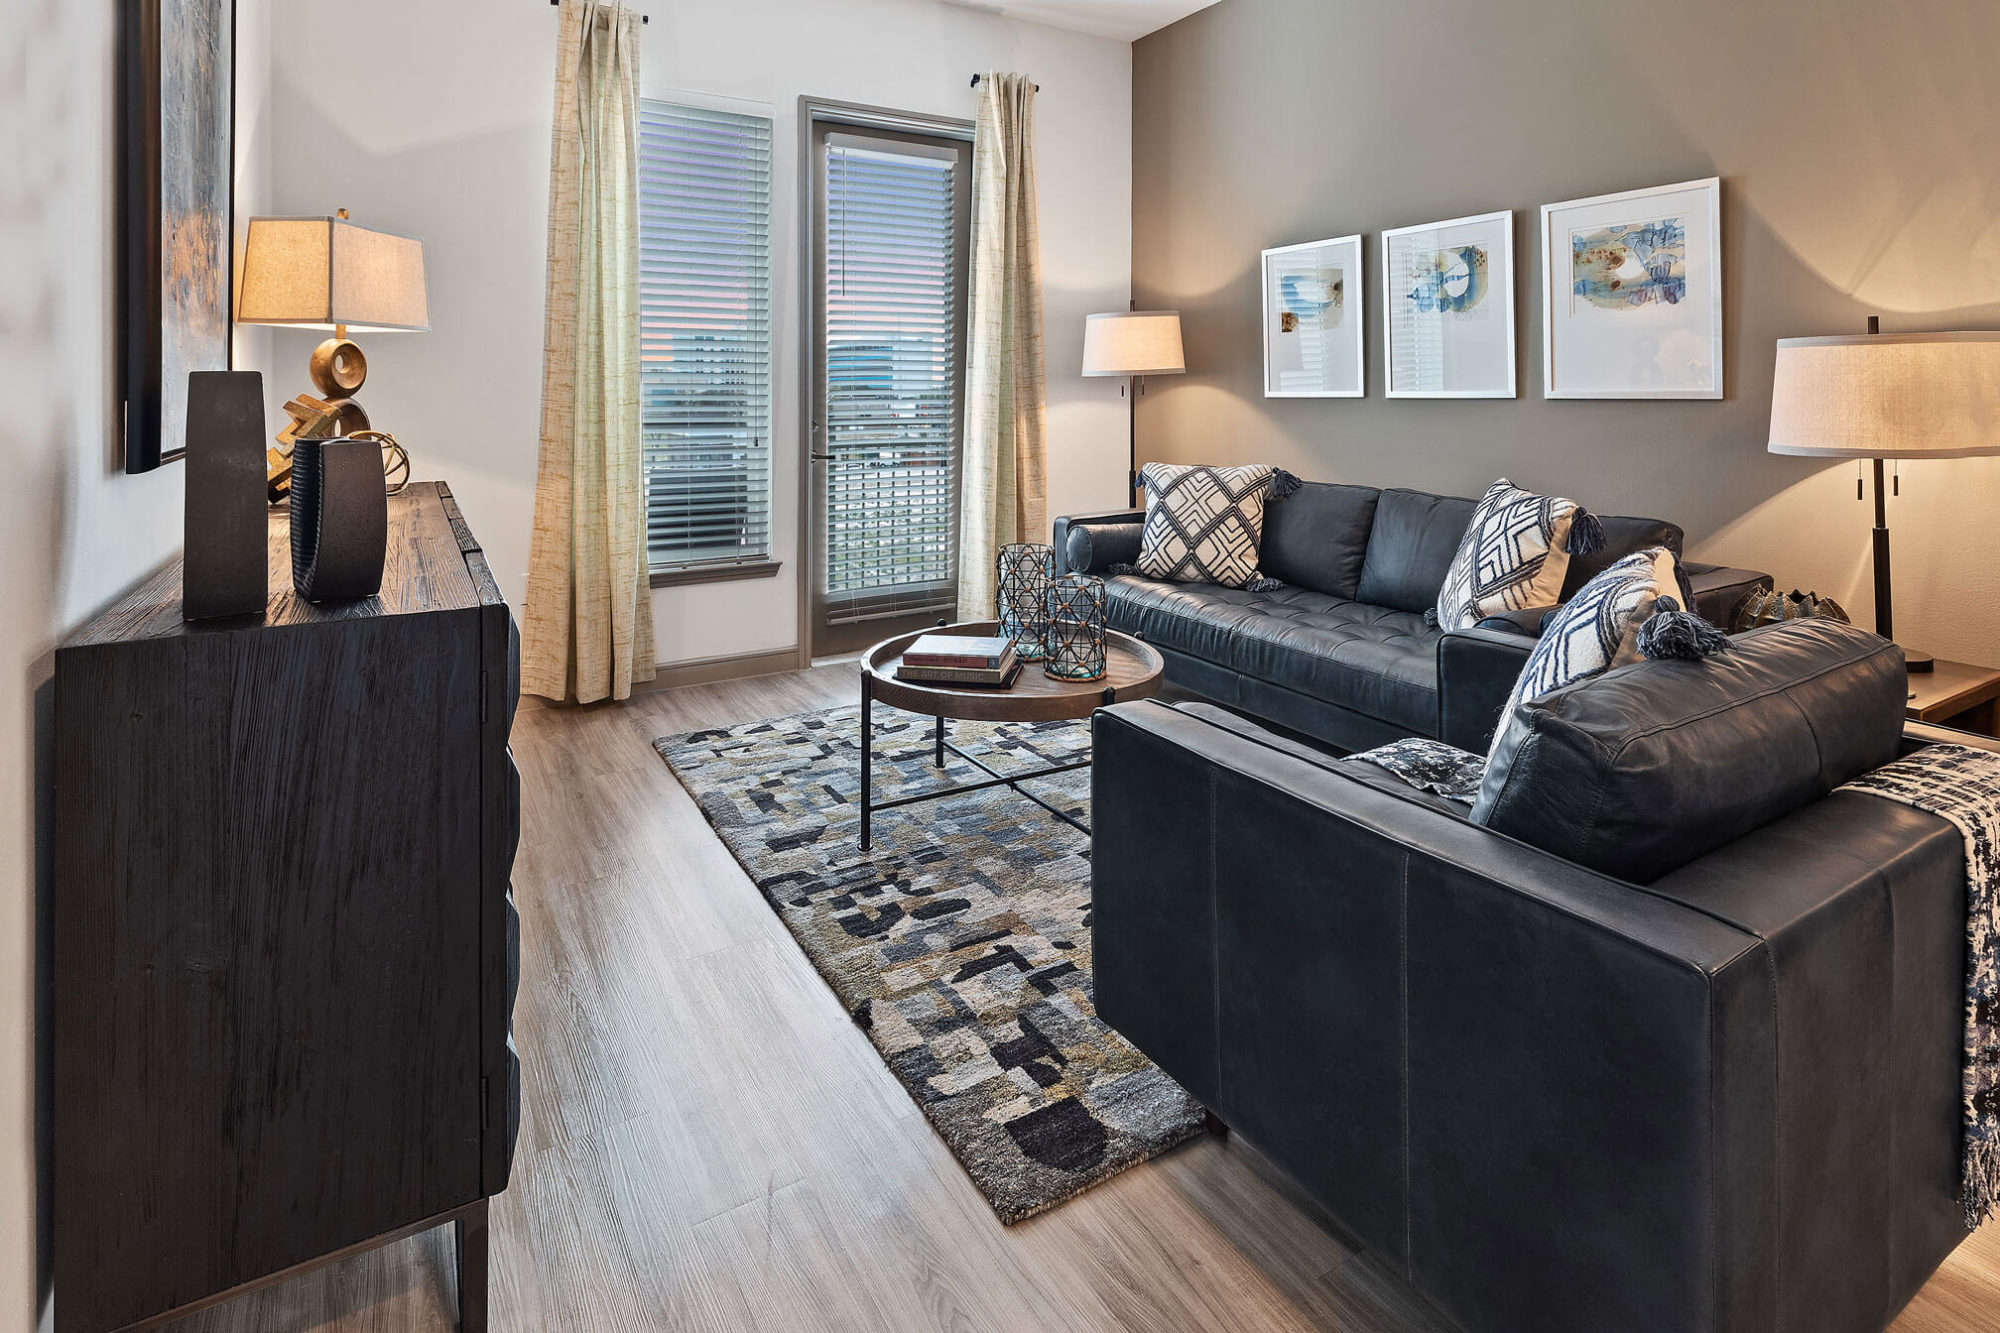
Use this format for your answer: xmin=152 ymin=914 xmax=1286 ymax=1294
xmin=1262 ymin=234 xmax=1364 ymax=398
xmin=1381 ymin=209 xmax=1516 ymax=398
xmin=1541 ymin=177 xmax=1723 ymax=399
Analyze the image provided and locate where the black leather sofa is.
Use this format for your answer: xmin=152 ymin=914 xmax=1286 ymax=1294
xmin=1055 ymin=482 xmax=1772 ymax=754
xmin=1091 ymin=620 xmax=1971 ymax=1333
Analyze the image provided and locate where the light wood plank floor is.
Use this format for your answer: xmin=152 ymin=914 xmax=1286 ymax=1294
xmin=174 ymin=663 xmax=2000 ymax=1333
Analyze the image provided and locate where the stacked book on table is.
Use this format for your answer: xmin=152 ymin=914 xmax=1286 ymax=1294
xmin=896 ymin=634 xmax=1021 ymax=688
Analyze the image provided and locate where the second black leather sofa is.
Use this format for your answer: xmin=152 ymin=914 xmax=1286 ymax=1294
xmin=1055 ymin=479 xmax=1772 ymax=753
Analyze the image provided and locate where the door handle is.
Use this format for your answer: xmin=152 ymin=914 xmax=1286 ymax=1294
xmin=811 ymin=452 xmax=833 ymax=462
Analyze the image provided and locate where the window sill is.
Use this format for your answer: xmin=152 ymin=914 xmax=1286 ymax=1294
xmin=650 ymin=560 xmax=783 ymax=589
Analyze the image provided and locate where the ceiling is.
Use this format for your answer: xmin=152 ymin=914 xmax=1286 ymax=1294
xmin=941 ymin=0 xmax=1221 ymax=41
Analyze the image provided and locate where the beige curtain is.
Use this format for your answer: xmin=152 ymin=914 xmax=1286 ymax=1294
xmin=521 ymin=0 xmax=656 ymax=703
xmin=956 ymin=72 xmax=1048 ymax=620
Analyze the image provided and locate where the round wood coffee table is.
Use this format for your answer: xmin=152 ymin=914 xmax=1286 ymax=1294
xmin=857 ymin=620 xmax=1164 ymax=848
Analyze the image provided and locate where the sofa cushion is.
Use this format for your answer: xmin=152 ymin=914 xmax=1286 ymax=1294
xmin=1259 ymin=481 xmax=1380 ymax=600
xmin=1105 ymin=576 xmax=1441 ymax=735
xmin=1434 ymin=478 xmax=1595 ymax=631
xmin=1136 ymin=462 xmax=1281 ymax=589
xmin=1472 ymin=619 xmax=1907 ymax=884
xmin=1355 ymin=488 xmax=1476 ymax=614
xmin=1560 ymin=515 xmax=1684 ymax=598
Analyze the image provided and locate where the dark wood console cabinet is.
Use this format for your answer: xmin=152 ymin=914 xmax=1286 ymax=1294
xmin=54 ymin=483 xmax=521 ymax=1333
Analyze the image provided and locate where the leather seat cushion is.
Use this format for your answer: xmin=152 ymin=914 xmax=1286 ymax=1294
xmin=1474 ymin=618 xmax=1908 ymax=884
xmin=1106 ymin=577 xmax=1442 ymax=735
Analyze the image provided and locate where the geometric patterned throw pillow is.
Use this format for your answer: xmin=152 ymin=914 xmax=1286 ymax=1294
xmin=1433 ymin=477 xmax=1600 ymax=631
xmin=1135 ymin=462 xmax=1280 ymax=589
xmin=1473 ymin=545 xmax=1681 ymax=803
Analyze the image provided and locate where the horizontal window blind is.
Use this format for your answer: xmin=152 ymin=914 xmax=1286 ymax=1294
xmin=821 ymin=138 xmax=962 ymax=624
xmin=638 ymin=100 xmax=773 ymax=571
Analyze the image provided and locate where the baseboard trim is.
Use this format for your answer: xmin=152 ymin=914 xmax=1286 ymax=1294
xmin=640 ymin=646 xmax=802 ymax=692
xmin=516 ymin=647 xmax=803 ymax=709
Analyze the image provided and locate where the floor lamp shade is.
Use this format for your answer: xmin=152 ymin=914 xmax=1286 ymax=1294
xmin=1081 ymin=311 xmax=1185 ymax=377
xmin=237 ymin=215 xmax=430 ymax=332
xmin=1767 ymin=330 xmax=2000 ymax=669
xmin=1084 ymin=311 xmax=1184 ymax=507
xmin=1768 ymin=332 xmax=2000 ymax=460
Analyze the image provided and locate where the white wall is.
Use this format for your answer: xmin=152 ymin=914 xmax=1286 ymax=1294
xmin=267 ymin=0 xmax=1134 ymax=668
xmin=0 ymin=2 xmax=273 ymax=1328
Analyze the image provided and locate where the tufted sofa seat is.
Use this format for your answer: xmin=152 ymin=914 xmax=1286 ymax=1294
xmin=1056 ymin=479 xmax=1772 ymax=753
xmin=1103 ymin=578 xmax=1441 ymax=736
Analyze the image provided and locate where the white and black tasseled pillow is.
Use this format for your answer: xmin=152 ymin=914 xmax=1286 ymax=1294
xmin=1469 ymin=546 xmax=1681 ymax=817
xmin=1128 ymin=463 xmax=1300 ymax=590
xmin=1431 ymin=478 xmax=1604 ymax=632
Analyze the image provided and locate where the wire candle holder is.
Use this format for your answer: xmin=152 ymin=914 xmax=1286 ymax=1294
xmin=995 ymin=543 xmax=1053 ymax=661
xmin=1043 ymin=575 xmax=1108 ymax=681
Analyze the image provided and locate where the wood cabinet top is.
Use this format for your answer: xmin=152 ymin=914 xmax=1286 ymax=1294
xmin=64 ymin=481 xmax=500 ymax=650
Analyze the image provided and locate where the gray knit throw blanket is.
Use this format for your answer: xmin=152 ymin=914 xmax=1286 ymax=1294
xmin=1840 ymin=742 xmax=2000 ymax=1229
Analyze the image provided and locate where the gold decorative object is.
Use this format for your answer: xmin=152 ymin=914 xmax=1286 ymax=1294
xmin=235 ymin=207 xmax=429 ymax=501
xmin=309 ymin=338 xmax=368 ymax=397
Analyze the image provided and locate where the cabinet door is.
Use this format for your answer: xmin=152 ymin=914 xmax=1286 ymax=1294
xmin=55 ymin=609 xmax=485 ymax=1333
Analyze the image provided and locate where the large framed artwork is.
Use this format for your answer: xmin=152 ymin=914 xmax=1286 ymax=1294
xmin=122 ymin=0 xmax=236 ymax=474
xmin=1262 ymin=234 xmax=1364 ymax=397
xmin=1541 ymin=177 xmax=1722 ymax=399
xmin=1381 ymin=210 xmax=1516 ymax=398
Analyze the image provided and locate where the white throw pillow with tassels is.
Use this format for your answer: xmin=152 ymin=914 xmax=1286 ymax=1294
xmin=1432 ymin=478 xmax=1604 ymax=632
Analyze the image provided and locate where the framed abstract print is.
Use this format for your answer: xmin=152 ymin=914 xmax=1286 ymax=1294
xmin=1541 ymin=178 xmax=1722 ymax=399
xmin=1381 ymin=210 xmax=1515 ymax=398
xmin=1262 ymin=234 xmax=1364 ymax=397
xmin=122 ymin=0 xmax=236 ymax=473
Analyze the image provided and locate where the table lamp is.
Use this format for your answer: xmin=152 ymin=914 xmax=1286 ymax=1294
xmin=1768 ymin=321 xmax=2000 ymax=672
xmin=236 ymin=209 xmax=428 ymax=489
xmin=1082 ymin=310 xmax=1184 ymax=505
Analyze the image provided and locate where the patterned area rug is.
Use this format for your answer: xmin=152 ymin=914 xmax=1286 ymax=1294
xmin=654 ymin=705 xmax=1204 ymax=1224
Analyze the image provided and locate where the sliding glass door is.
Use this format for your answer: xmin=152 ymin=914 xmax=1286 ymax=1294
xmin=808 ymin=120 xmax=973 ymax=656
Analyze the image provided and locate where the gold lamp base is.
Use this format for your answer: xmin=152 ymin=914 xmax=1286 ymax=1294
xmin=266 ymin=329 xmax=396 ymax=503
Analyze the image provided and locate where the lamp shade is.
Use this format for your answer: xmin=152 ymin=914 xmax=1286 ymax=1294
xmin=1082 ymin=311 xmax=1185 ymax=377
xmin=1768 ymin=331 xmax=2000 ymax=459
xmin=236 ymin=215 xmax=430 ymax=332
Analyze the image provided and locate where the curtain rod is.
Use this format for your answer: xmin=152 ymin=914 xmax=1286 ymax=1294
xmin=548 ymin=1 xmax=649 ymax=23
xmin=970 ymin=73 xmax=1040 ymax=91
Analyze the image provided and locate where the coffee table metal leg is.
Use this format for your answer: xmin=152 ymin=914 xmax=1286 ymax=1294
xmin=860 ymin=674 xmax=874 ymax=851
xmin=934 ymin=714 xmax=945 ymax=767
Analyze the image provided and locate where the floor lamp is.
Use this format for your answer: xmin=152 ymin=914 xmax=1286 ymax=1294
xmin=1082 ymin=310 xmax=1185 ymax=506
xmin=1768 ymin=322 xmax=2000 ymax=673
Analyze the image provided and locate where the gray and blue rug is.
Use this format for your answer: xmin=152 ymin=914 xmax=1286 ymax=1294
xmin=655 ymin=705 xmax=1203 ymax=1224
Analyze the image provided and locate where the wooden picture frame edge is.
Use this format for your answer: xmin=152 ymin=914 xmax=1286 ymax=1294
xmin=121 ymin=0 xmax=236 ymax=474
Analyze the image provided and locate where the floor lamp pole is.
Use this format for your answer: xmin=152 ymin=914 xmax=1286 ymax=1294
xmin=1859 ymin=314 xmax=1933 ymax=673
xmin=1127 ymin=375 xmax=1140 ymax=507
xmin=1871 ymin=455 xmax=1893 ymax=643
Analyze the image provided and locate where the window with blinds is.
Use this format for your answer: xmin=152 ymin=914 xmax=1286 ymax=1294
xmin=637 ymin=100 xmax=773 ymax=572
xmin=820 ymin=135 xmax=966 ymax=624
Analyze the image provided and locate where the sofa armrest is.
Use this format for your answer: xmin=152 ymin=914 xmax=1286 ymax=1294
xmin=1682 ymin=562 xmax=1774 ymax=630
xmin=1473 ymin=604 xmax=1556 ymax=637
xmin=1437 ymin=627 xmax=1534 ymax=753
xmin=1053 ymin=508 xmax=1145 ymax=575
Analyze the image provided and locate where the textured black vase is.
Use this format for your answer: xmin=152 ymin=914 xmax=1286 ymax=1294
xmin=289 ymin=437 xmax=387 ymax=601
xmin=182 ymin=370 xmax=270 ymax=620
xmin=1044 ymin=575 xmax=1108 ymax=681
xmin=996 ymin=542 xmax=1053 ymax=661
